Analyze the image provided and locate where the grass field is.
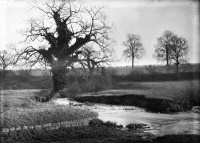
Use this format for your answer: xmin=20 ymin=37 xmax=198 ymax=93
xmin=84 ymin=80 xmax=200 ymax=102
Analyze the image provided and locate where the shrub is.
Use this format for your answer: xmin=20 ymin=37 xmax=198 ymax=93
xmin=79 ymin=81 xmax=93 ymax=93
xmin=89 ymin=119 xmax=104 ymax=127
xmin=186 ymin=88 xmax=200 ymax=106
xmin=172 ymin=88 xmax=199 ymax=110
xmin=34 ymin=89 xmax=51 ymax=102
xmin=92 ymin=75 xmax=112 ymax=92
xmin=89 ymin=119 xmax=118 ymax=128
xmin=126 ymin=123 xmax=147 ymax=130
xmin=103 ymin=121 xmax=117 ymax=128
xmin=59 ymin=73 xmax=113 ymax=99
xmin=73 ymin=74 xmax=113 ymax=94
xmin=145 ymin=65 xmax=157 ymax=77
xmin=59 ymin=83 xmax=81 ymax=98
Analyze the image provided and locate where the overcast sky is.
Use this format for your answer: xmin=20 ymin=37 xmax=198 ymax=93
xmin=0 ymin=0 xmax=199 ymax=66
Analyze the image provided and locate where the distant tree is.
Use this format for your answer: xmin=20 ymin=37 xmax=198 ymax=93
xmin=17 ymin=0 xmax=112 ymax=100
xmin=0 ymin=45 xmax=16 ymax=81
xmin=154 ymin=30 xmax=174 ymax=66
xmin=122 ymin=34 xmax=145 ymax=67
xmin=169 ymin=35 xmax=188 ymax=76
xmin=154 ymin=31 xmax=189 ymax=76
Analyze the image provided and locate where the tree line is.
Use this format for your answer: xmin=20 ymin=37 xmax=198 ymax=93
xmin=0 ymin=0 xmax=189 ymax=100
xmin=122 ymin=30 xmax=188 ymax=77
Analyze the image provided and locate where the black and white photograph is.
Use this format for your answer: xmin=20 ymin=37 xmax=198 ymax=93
xmin=0 ymin=0 xmax=200 ymax=142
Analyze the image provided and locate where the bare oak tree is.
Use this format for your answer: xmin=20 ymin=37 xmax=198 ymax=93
xmin=169 ymin=35 xmax=188 ymax=76
xmin=122 ymin=34 xmax=145 ymax=67
xmin=154 ymin=30 xmax=174 ymax=66
xmin=18 ymin=0 xmax=112 ymax=100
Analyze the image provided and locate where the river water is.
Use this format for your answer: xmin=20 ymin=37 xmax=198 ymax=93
xmin=53 ymin=98 xmax=200 ymax=136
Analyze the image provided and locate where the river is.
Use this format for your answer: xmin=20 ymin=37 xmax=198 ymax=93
xmin=53 ymin=98 xmax=200 ymax=136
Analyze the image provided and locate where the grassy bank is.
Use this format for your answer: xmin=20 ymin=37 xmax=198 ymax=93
xmin=115 ymin=80 xmax=199 ymax=99
xmin=75 ymin=80 xmax=200 ymax=112
xmin=0 ymin=90 xmax=97 ymax=129
xmin=85 ymin=80 xmax=200 ymax=104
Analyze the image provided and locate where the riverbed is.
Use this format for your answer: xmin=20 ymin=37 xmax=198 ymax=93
xmin=53 ymin=98 xmax=200 ymax=136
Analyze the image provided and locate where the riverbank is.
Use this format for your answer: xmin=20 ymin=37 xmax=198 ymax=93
xmin=75 ymin=94 xmax=191 ymax=113
xmin=0 ymin=90 xmax=97 ymax=129
xmin=1 ymin=119 xmax=200 ymax=143
xmin=73 ymin=80 xmax=200 ymax=113
xmin=54 ymin=98 xmax=200 ymax=136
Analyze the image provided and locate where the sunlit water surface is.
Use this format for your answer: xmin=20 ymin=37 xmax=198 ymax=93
xmin=54 ymin=98 xmax=200 ymax=136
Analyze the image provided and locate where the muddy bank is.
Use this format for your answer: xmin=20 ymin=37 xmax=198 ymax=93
xmin=75 ymin=94 xmax=192 ymax=113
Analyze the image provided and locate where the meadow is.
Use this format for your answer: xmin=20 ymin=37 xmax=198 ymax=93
xmin=112 ymin=80 xmax=200 ymax=101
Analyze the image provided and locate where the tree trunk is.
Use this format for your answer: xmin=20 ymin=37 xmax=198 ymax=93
xmin=176 ymin=56 xmax=179 ymax=77
xmin=2 ymin=67 xmax=6 ymax=82
xmin=166 ymin=47 xmax=169 ymax=66
xmin=132 ymin=56 xmax=134 ymax=67
xmin=48 ymin=65 xmax=68 ymax=100
xmin=176 ymin=63 xmax=179 ymax=77
xmin=89 ymin=69 xmax=93 ymax=78
xmin=88 ymin=69 xmax=95 ymax=92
